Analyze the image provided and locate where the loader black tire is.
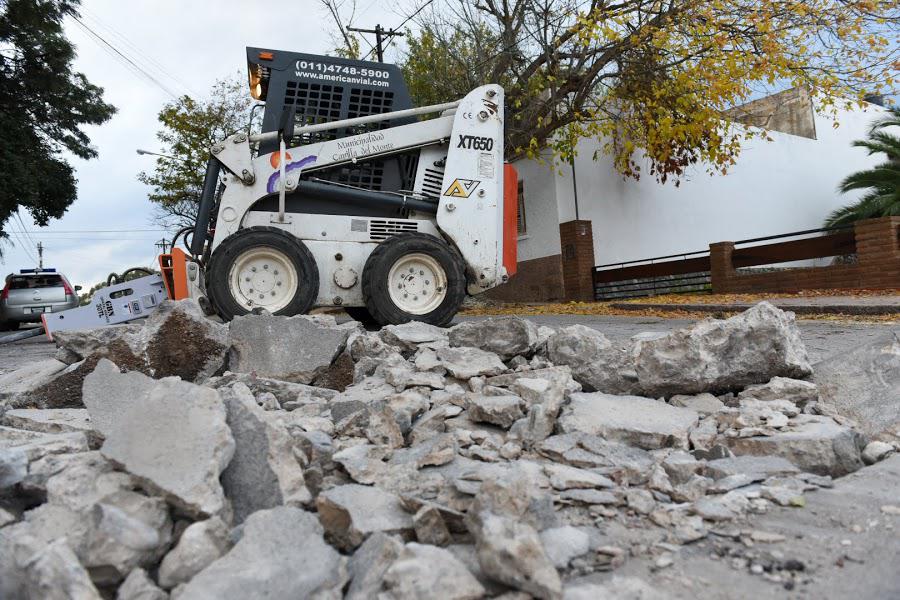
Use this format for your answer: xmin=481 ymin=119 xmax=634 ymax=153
xmin=205 ymin=226 xmax=319 ymax=321
xmin=361 ymin=233 xmax=466 ymax=327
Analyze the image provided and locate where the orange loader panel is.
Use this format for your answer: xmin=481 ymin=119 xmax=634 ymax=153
xmin=502 ymin=163 xmax=518 ymax=277
xmin=158 ymin=247 xmax=190 ymax=300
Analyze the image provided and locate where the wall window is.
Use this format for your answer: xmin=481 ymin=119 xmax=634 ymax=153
xmin=517 ymin=180 xmax=527 ymax=235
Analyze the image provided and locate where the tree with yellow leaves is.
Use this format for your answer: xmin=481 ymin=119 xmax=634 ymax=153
xmin=395 ymin=0 xmax=898 ymax=183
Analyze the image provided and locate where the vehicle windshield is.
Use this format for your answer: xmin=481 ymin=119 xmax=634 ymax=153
xmin=8 ymin=275 xmax=63 ymax=289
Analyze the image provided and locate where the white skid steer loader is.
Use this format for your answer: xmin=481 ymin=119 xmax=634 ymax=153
xmin=15 ymin=49 xmax=518 ymax=342
xmin=190 ymin=48 xmax=517 ymax=326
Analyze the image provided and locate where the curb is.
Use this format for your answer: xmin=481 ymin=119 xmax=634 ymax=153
xmin=609 ymin=302 xmax=900 ymax=316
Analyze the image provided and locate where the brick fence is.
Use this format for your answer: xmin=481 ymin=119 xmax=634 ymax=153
xmin=711 ymin=216 xmax=900 ymax=293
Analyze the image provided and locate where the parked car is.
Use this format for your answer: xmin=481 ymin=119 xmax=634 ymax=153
xmin=0 ymin=269 xmax=81 ymax=330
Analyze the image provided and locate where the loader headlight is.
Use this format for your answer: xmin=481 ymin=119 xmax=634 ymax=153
xmin=249 ymin=71 xmax=263 ymax=100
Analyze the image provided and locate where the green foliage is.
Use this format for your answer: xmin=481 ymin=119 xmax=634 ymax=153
xmin=401 ymin=24 xmax=503 ymax=109
xmin=394 ymin=0 xmax=898 ymax=183
xmin=138 ymin=77 xmax=254 ymax=228
xmin=0 ymin=0 xmax=115 ymax=251
xmin=825 ymin=108 xmax=900 ymax=228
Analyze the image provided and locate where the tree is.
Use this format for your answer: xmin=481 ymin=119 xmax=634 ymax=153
xmin=0 ymin=0 xmax=115 ymax=250
xmin=138 ymin=77 xmax=254 ymax=229
xmin=395 ymin=0 xmax=898 ymax=183
xmin=825 ymin=108 xmax=900 ymax=228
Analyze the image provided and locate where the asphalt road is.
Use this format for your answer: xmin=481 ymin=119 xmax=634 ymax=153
xmin=0 ymin=315 xmax=893 ymax=376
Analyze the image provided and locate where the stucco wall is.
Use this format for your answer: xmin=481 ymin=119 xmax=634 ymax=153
xmin=545 ymin=101 xmax=890 ymax=266
xmin=511 ymin=154 xmax=564 ymax=261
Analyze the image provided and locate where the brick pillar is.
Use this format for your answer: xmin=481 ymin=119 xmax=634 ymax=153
xmin=854 ymin=216 xmax=900 ymax=289
xmin=709 ymin=241 xmax=736 ymax=293
xmin=559 ymin=220 xmax=595 ymax=301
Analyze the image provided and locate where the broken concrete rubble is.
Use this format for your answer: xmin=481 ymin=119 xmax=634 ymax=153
xmin=227 ymin=312 xmax=358 ymax=383
xmin=59 ymin=299 xmax=229 ymax=384
xmin=157 ymin=517 xmax=229 ymax=589
xmin=316 ymin=483 xmax=414 ymax=550
xmin=219 ymin=382 xmax=311 ymax=523
xmin=813 ymin=330 xmax=900 ymax=442
xmin=449 ymin=316 xmax=540 ymax=359
xmin=725 ymin=414 xmax=865 ymax=477
xmin=85 ymin=359 xmax=234 ymax=517
xmin=178 ymin=507 xmax=346 ymax=599
xmin=382 ymin=542 xmax=486 ymax=599
xmin=1 ymin=301 xmax=893 ymax=598
xmin=558 ymin=392 xmax=698 ymax=450
xmin=636 ymin=302 xmax=811 ymax=396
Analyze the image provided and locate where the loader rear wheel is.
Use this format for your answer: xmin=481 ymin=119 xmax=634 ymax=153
xmin=361 ymin=233 xmax=466 ymax=327
xmin=206 ymin=227 xmax=319 ymax=321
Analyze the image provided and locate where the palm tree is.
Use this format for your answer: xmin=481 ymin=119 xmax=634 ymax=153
xmin=824 ymin=107 xmax=900 ymax=228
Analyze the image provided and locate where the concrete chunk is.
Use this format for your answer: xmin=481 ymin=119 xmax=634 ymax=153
xmin=228 ymin=313 xmax=357 ymax=383
xmin=813 ymin=330 xmax=900 ymax=441
xmin=473 ymin=512 xmax=561 ymax=599
xmin=435 ymin=346 xmax=507 ymax=379
xmin=383 ymin=542 xmax=486 ymax=599
xmin=219 ymin=383 xmax=310 ymax=523
xmin=86 ymin=360 xmax=235 ymax=517
xmin=558 ymin=393 xmax=699 ymax=450
xmin=449 ymin=317 xmax=540 ymax=359
xmin=158 ymin=518 xmax=229 ymax=589
xmin=317 ymin=483 xmax=414 ymax=550
xmin=635 ymin=302 xmax=811 ymax=396
xmin=0 ymin=359 xmax=67 ymax=401
xmin=546 ymin=325 xmax=635 ymax=394
xmin=725 ymin=414 xmax=865 ymax=476
xmin=178 ymin=507 xmax=346 ymax=600
xmin=467 ymin=395 xmax=525 ymax=428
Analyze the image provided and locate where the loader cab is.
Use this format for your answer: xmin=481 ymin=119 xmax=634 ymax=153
xmin=246 ymin=48 xmax=417 ymax=197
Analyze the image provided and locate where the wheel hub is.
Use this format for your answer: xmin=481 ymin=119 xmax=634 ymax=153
xmin=228 ymin=248 xmax=298 ymax=313
xmin=387 ymin=253 xmax=447 ymax=315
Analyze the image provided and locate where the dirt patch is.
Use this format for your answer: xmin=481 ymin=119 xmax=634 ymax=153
xmin=311 ymin=351 xmax=354 ymax=392
xmin=14 ymin=340 xmax=149 ymax=409
xmin=146 ymin=311 xmax=226 ymax=381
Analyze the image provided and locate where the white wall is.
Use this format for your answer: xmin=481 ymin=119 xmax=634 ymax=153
xmin=513 ymin=153 xmax=565 ymax=261
xmin=537 ymin=102 xmax=890 ymax=265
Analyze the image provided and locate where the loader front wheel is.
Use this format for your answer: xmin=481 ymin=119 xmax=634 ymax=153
xmin=361 ymin=233 xmax=466 ymax=327
xmin=206 ymin=227 xmax=319 ymax=321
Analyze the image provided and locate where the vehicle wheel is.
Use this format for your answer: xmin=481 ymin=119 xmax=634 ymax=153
xmin=0 ymin=321 xmax=19 ymax=331
xmin=361 ymin=233 xmax=466 ymax=327
xmin=206 ymin=226 xmax=319 ymax=321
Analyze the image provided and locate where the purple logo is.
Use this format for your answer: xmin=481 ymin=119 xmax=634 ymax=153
xmin=266 ymin=155 xmax=317 ymax=194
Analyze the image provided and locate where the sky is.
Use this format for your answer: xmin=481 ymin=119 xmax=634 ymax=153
xmin=2 ymin=0 xmax=412 ymax=288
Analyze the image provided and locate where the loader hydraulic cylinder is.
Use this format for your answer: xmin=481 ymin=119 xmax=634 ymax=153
xmin=294 ymin=180 xmax=438 ymax=215
xmin=191 ymin=157 xmax=222 ymax=257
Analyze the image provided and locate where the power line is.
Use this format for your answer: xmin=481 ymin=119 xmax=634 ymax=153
xmin=69 ymin=15 xmax=182 ymax=100
xmin=360 ymin=0 xmax=435 ymax=61
xmin=78 ymin=8 xmax=200 ymax=98
xmin=14 ymin=212 xmax=38 ymax=249
xmin=7 ymin=228 xmax=40 ymax=265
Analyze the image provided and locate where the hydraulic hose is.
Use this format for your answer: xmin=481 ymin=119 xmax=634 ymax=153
xmin=0 ymin=327 xmax=44 ymax=345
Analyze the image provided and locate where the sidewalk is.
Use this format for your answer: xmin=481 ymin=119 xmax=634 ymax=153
xmin=612 ymin=293 xmax=900 ymax=316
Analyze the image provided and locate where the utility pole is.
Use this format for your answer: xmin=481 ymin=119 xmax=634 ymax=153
xmin=348 ymin=25 xmax=404 ymax=63
xmin=155 ymin=238 xmax=170 ymax=254
xmin=36 ymin=242 xmax=43 ymax=269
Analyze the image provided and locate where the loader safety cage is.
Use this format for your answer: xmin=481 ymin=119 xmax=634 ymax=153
xmin=190 ymin=48 xmax=425 ymax=259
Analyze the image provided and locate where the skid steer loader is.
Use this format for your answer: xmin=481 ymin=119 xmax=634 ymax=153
xmin=188 ymin=48 xmax=518 ymax=326
xmin=8 ymin=48 xmax=518 ymax=343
